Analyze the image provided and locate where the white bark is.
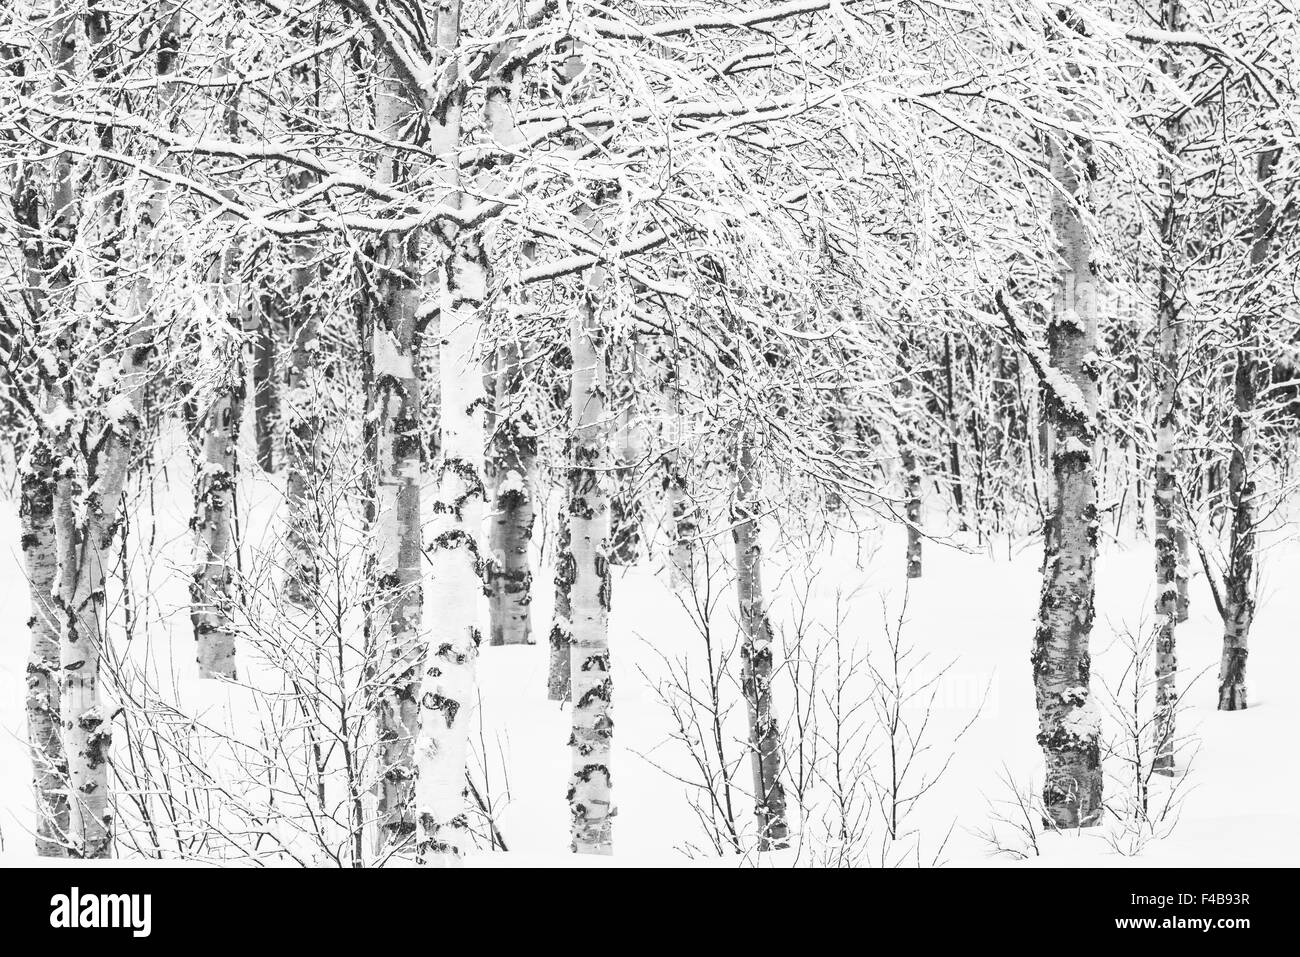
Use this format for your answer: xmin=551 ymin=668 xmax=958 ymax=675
xmin=609 ymin=335 xmax=645 ymax=566
xmin=895 ymin=339 xmax=922 ymax=579
xmin=370 ymin=56 xmax=425 ymax=846
xmin=21 ymin=438 xmax=67 ymax=855
xmin=567 ymin=211 xmax=614 ymax=855
xmin=281 ymin=263 xmax=321 ymax=608
xmin=664 ymin=346 xmax=696 ymax=591
xmin=50 ymin=0 xmax=185 ymax=859
xmin=191 ymin=374 xmax=243 ymax=680
xmin=192 ymin=44 xmax=247 ymax=681
xmin=13 ymin=22 xmax=73 ymax=849
xmin=1218 ymin=145 xmax=1278 ymax=711
xmin=487 ymin=336 xmax=537 ymax=646
xmin=1034 ymin=134 xmax=1103 ymax=828
xmin=55 ymin=281 xmax=152 ymax=858
xmin=482 ymin=18 xmax=537 ymax=647
xmin=1152 ymin=0 xmax=1185 ymax=769
xmin=415 ymin=0 xmax=483 ymax=862
xmin=732 ymin=433 xmax=789 ymax=849
xmin=548 ymin=509 xmax=574 ymax=701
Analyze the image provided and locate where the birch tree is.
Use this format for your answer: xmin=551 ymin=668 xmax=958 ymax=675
xmin=8 ymin=18 xmax=73 ymax=851
xmin=1215 ymin=143 xmax=1280 ymax=712
xmin=548 ymin=508 xmax=574 ymax=700
xmin=1027 ymin=120 xmax=1104 ymax=828
xmin=1150 ymin=0 xmax=1189 ymax=771
xmin=894 ymin=336 xmax=923 ymax=579
xmin=732 ymin=429 xmax=790 ymax=849
xmin=190 ymin=40 xmax=248 ymax=681
xmin=42 ymin=0 xmax=191 ymax=858
xmin=189 ymin=322 xmax=244 ymax=680
xmin=414 ymin=0 xmax=488 ymax=861
xmin=565 ymin=200 xmax=614 ymax=855
xmin=20 ymin=434 xmax=65 ymax=853
xmin=487 ymin=334 xmax=538 ymax=646
xmin=367 ymin=54 xmax=426 ymax=846
xmin=484 ymin=43 xmax=537 ymax=647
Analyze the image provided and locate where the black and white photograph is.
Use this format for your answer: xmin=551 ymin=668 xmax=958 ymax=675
xmin=0 ymin=0 xmax=1292 ymax=912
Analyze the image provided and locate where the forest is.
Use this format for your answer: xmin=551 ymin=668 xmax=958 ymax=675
xmin=0 ymin=0 xmax=1296 ymax=867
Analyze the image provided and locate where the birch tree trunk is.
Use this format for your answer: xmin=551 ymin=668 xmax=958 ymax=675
xmin=49 ymin=0 xmax=185 ymax=860
xmin=53 ymin=248 xmax=153 ymax=859
xmin=943 ymin=334 xmax=967 ymax=529
xmin=732 ymin=432 xmax=790 ymax=850
xmin=190 ymin=362 xmax=244 ymax=680
xmin=664 ymin=344 xmax=697 ymax=590
xmin=1152 ymin=284 xmax=1179 ymax=769
xmin=191 ymin=48 xmax=248 ymax=680
xmin=548 ymin=327 xmax=576 ymax=700
xmin=548 ymin=509 xmax=575 ymax=701
xmin=369 ymin=57 xmax=425 ymax=846
xmin=545 ymin=310 xmax=578 ymax=698
xmin=253 ymin=310 xmax=279 ymax=472
xmin=13 ymin=98 xmax=72 ymax=856
xmin=487 ymin=336 xmax=537 ymax=645
xmin=53 ymin=487 xmax=113 ymax=859
xmin=566 ymin=230 xmax=614 ymax=855
xmin=54 ymin=397 xmax=147 ymax=859
xmin=609 ymin=336 xmax=645 ymax=566
xmin=895 ymin=339 xmax=922 ymax=578
xmin=483 ymin=46 xmax=537 ymax=647
xmin=1152 ymin=0 xmax=1185 ymax=770
xmin=282 ymin=263 xmax=321 ymax=609
xmin=416 ymin=243 xmax=485 ymax=860
xmin=1174 ymin=517 xmax=1190 ymax=623
xmin=21 ymin=438 xmax=67 ymax=855
xmin=1220 ymin=337 xmax=1258 ymax=711
xmin=11 ymin=0 xmax=81 ymax=855
xmin=416 ymin=0 xmax=483 ymax=861
xmin=1034 ymin=134 xmax=1103 ymax=828
xmin=666 ymin=456 xmax=698 ymax=590
xmin=903 ymin=441 xmax=923 ymax=579
xmin=278 ymin=15 xmax=326 ymax=608
xmin=1218 ymin=145 xmax=1279 ymax=711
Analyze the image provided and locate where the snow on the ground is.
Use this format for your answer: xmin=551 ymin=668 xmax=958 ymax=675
xmin=1 ymin=459 xmax=1296 ymax=866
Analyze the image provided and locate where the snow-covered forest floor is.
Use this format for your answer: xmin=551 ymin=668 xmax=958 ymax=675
xmin=1 ymin=429 xmax=1294 ymax=867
